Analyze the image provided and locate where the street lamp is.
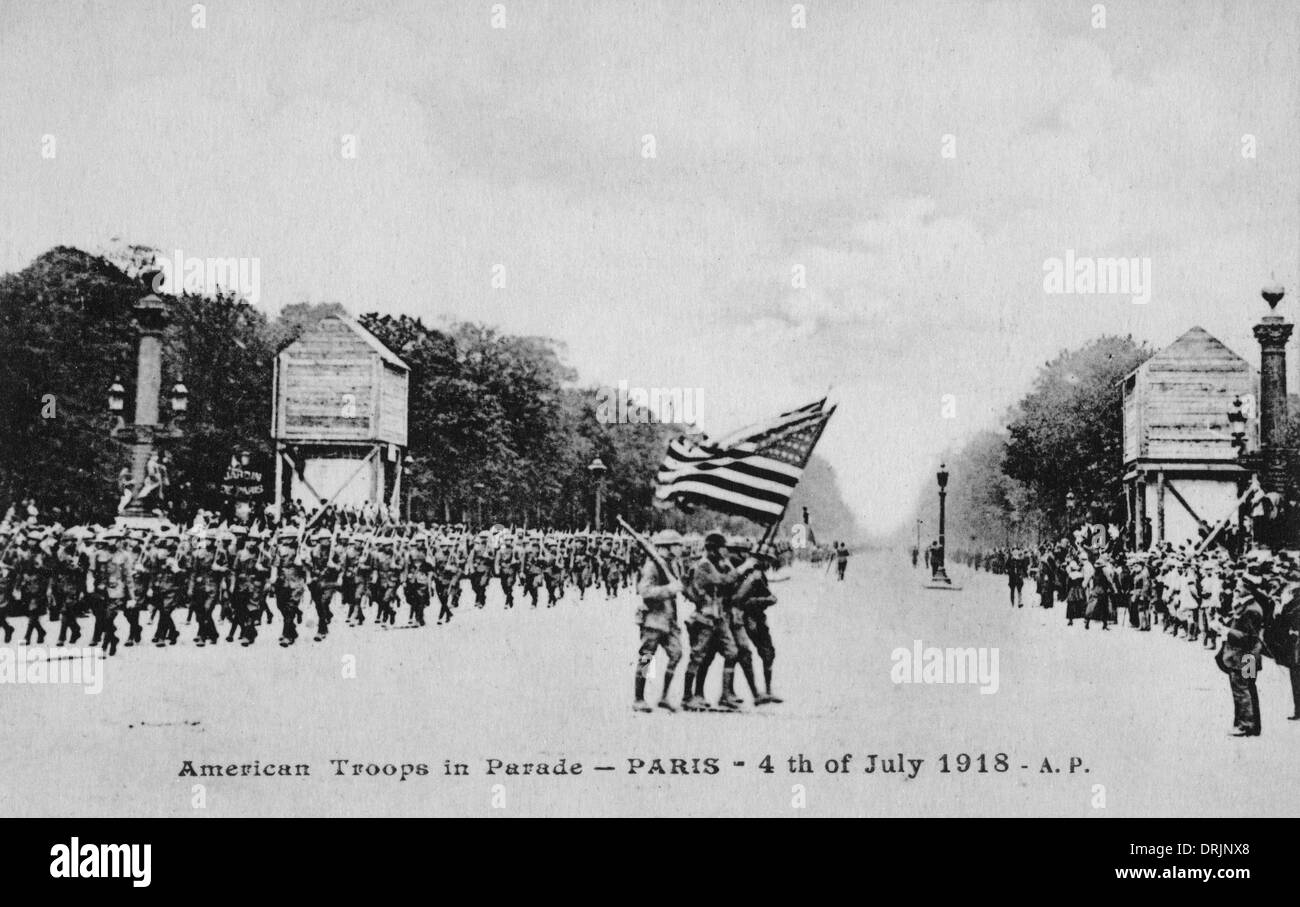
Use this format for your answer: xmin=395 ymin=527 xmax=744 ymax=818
xmin=588 ymin=457 xmax=607 ymax=530
xmin=1065 ymin=491 xmax=1077 ymax=533
xmin=169 ymin=378 xmax=189 ymax=415
xmin=107 ymin=377 xmax=126 ymax=418
xmin=931 ymin=463 xmax=951 ymax=584
xmin=473 ymin=481 xmax=486 ymax=530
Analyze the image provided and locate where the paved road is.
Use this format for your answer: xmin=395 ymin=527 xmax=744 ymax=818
xmin=4 ymin=551 xmax=1296 ymax=816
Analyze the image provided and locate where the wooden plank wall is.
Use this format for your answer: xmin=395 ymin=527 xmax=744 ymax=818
xmin=275 ymin=319 xmax=377 ymax=441
xmin=1132 ymin=353 xmax=1256 ymax=463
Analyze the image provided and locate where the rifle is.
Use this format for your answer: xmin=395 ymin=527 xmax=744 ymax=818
xmin=615 ymin=516 xmax=678 ymax=583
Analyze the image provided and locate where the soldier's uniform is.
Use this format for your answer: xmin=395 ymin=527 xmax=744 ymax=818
xmin=468 ymin=538 xmax=493 ymax=608
xmin=521 ymin=541 xmax=544 ymax=607
xmin=310 ymin=531 xmax=342 ymax=639
xmin=0 ymin=530 xmax=17 ymax=643
xmin=369 ymin=541 xmax=402 ymax=625
xmin=342 ymin=538 xmax=365 ymax=625
xmin=272 ymin=531 xmax=309 ymax=646
xmin=53 ymin=538 xmax=85 ymax=646
xmin=433 ymin=542 xmax=461 ymax=623
xmin=633 ymin=532 xmax=684 ymax=712
xmin=187 ymin=535 xmax=226 ymax=646
xmin=543 ymin=543 xmax=564 ymax=605
xmin=147 ymin=535 xmax=184 ymax=646
xmin=496 ymin=541 xmax=521 ymax=608
xmin=230 ymin=533 xmax=270 ymax=645
xmin=101 ymin=536 xmax=131 ymax=655
xmin=684 ymin=533 xmax=741 ymax=711
xmin=15 ymin=535 xmax=49 ymax=645
xmin=734 ymin=546 xmax=782 ymax=704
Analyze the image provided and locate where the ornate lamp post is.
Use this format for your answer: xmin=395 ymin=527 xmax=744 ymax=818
xmin=1065 ymin=491 xmax=1077 ymax=536
xmin=931 ymin=463 xmax=952 ymax=584
xmin=109 ymin=286 xmax=187 ymax=522
xmin=588 ymin=457 xmax=608 ymax=530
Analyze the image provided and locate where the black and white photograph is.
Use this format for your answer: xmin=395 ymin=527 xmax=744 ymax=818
xmin=0 ymin=0 xmax=1296 ymax=883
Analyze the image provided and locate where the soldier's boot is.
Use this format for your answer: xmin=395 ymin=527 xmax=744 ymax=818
xmin=657 ymin=670 xmax=677 ymax=712
xmin=0 ymin=618 xmax=11 ymax=644
xmin=762 ymin=664 xmax=782 ymax=703
xmin=633 ymin=676 xmax=652 ymax=712
xmin=681 ymin=669 xmax=701 ymax=710
xmin=738 ymin=659 xmax=760 ymax=704
xmin=717 ymin=668 xmax=743 ymax=710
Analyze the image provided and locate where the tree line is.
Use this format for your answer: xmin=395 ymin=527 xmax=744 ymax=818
xmin=0 ymin=246 xmax=857 ymax=541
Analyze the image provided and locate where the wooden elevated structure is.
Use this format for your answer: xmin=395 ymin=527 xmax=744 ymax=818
xmin=1122 ymin=326 xmax=1258 ymax=548
xmin=271 ymin=315 xmax=409 ymax=514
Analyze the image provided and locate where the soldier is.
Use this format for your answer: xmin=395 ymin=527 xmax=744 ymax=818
xmin=543 ymin=540 xmax=565 ymax=605
xmin=188 ymin=530 xmax=227 ymax=647
xmin=309 ymin=528 xmax=341 ymax=641
xmin=835 ymin=542 xmax=849 ymax=581
xmin=124 ymin=530 xmax=149 ymax=647
xmin=496 ymin=535 xmax=521 ymax=608
xmin=399 ymin=536 xmax=425 ymax=626
xmin=683 ymin=530 xmax=741 ymax=711
xmin=341 ymin=534 xmax=365 ymax=626
xmin=147 ymin=530 xmax=184 ymax=647
xmin=229 ymin=529 xmax=271 ymax=646
xmin=600 ymin=536 xmax=623 ymax=599
xmin=100 ymin=529 xmax=132 ymax=656
xmin=569 ymin=536 xmax=593 ymax=600
xmin=432 ymin=540 xmax=461 ymax=624
xmin=521 ymin=538 xmax=543 ymax=607
xmin=53 ymin=530 xmax=86 ymax=646
xmin=272 ymin=528 xmax=309 ymax=647
xmin=735 ymin=542 xmax=784 ymax=705
xmin=370 ymin=537 xmax=402 ymax=626
xmin=466 ymin=533 xmax=493 ymax=608
xmin=0 ymin=527 xmax=17 ymax=643
xmin=633 ymin=530 xmax=685 ymax=713
xmin=15 ymin=528 xmax=50 ymax=645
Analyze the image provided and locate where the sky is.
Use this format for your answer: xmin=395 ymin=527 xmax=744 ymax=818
xmin=1 ymin=0 xmax=1297 ymax=536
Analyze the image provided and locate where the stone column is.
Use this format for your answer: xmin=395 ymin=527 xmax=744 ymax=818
xmin=1253 ymin=312 xmax=1292 ymax=496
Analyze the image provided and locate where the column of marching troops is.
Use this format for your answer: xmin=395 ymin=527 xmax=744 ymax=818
xmin=951 ymin=534 xmax=1300 ymax=738
xmin=0 ymin=520 xmax=652 ymax=653
xmin=0 ymin=517 xmax=791 ymax=714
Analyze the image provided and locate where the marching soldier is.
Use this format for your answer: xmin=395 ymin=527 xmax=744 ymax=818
xmin=521 ymin=538 xmax=544 ymax=607
xmin=467 ymin=533 xmax=493 ymax=608
xmin=15 ymin=528 xmax=50 ymax=645
xmin=188 ymin=530 xmax=227 ymax=647
xmin=147 ymin=529 xmax=184 ymax=647
xmin=230 ymin=528 xmax=271 ymax=646
xmin=633 ymin=529 xmax=685 ymax=712
xmin=683 ymin=530 xmax=741 ymax=711
xmin=53 ymin=530 xmax=86 ymax=646
xmin=309 ymin=528 xmax=341 ymax=640
xmin=342 ymin=534 xmax=365 ymax=626
xmin=733 ymin=540 xmax=783 ymax=705
xmin=496 ymin=535 xmax=521 ymax=608
xmin=272 ymin=528 xmax=309 ymax=647
xmin=432 ymin=539 xmax=461 ymax=624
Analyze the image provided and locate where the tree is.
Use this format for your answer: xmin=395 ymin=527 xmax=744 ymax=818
xmin=1003 ymin=335 xmax=1151 ymax=529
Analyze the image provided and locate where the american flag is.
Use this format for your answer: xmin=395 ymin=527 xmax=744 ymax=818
xmin=653 ymin=399 xmax=836 ymax=524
